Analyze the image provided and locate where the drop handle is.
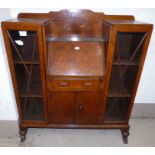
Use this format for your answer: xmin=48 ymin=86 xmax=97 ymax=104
xmin=59 ymin=82 xmax=68 ymax=86
xmin=84 ymin=82 xmax=93 ymax=86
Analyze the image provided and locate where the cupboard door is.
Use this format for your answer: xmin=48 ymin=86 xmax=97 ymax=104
xmin=2 ymin=29 xmax=47 ymax=122
xmin=76 ymin=92 xmax=100 ymax=124
xmin=49 ymin=92 xmax=75 ymax=124
xmin=105 ymin=32 xmax=147 ymax=122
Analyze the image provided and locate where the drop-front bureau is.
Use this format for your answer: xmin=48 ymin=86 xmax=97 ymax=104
xmin=1 ymin=9 xmax=153 ymax=144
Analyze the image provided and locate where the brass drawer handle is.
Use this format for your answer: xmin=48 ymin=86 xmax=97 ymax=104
xmin=84 ymin=82 xmax=93 ymax=86
xmin=59 ymin=81 xmax=68 ymax=86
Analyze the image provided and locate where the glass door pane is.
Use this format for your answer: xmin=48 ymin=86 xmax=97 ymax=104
xmin=105 ymin=32 xmax=147 ymax=121
xmin=8 ymin=30 xmax=44 ymax=121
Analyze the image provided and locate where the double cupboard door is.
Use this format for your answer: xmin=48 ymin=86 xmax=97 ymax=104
xmin=48 ymin=91 xmax=100 ymax=124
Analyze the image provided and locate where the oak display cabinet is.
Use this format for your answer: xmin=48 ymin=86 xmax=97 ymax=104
xmin=1 ymin=10 xmax=153 ymax=144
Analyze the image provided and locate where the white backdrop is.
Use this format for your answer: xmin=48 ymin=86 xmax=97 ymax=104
xmin=0 ymin=8 xmax=155 ymax=120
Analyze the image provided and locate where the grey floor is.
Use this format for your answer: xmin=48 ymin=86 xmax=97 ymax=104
xmin=0 ymin=118 xmax=155 ymax=147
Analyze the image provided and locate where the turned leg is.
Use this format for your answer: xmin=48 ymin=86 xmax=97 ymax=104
xmin=19 ymin=127 xmax=28 ymax=142
xmin=121 ymin=127 xmax=130 ymax=144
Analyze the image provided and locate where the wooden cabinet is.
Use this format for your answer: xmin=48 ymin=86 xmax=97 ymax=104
xmin=1 ymin=10 xmax=153 ymax=144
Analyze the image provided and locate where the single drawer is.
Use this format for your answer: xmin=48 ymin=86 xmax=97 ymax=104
xmin=48 ymin=79 xmax=100 ymax=90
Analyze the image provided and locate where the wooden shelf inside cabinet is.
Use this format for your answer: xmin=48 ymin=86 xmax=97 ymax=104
xmin=46 ymin=37 xmax=105 ymax=42
xmin=13 ymin=61 xmax=39 ymax=65
xmin=108 ymin=89 xmax=131 ymax=97
xmin=113 ymin=59 xmax=138 ymax=66
xmin=12 ymin=57 xmax=39 ymax=64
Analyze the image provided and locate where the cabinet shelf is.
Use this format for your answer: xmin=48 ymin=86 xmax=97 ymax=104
xmin=113 ymin=59 xmax=138 ymax=66
xmin=13 ymin=61 xmax=39 ymax=65
xmin=46 ymin=37 xmax=105 ymax=42
xmin=20 ymin=94 xmax=42 ymax=98
xmin=12 ymin=52 xmax=39 ymax=63
xmin=108 ymin=89 xmax=131 ymax=97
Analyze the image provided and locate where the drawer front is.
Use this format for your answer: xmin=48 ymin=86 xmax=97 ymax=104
xmin=48 ymin=79 xmax=100 ymax=90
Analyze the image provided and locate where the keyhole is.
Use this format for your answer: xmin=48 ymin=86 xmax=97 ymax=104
xmin=79 ymin=105 xmax=83 ymax=112
xmin=79 ymin=105 xmax=82 ymax=109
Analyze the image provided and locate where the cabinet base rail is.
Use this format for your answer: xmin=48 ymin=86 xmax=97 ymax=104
xmin=19 ymin=124 xmax=130 ymax=144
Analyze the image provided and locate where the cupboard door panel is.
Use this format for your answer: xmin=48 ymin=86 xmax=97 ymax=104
xmin=49 ymin=92 xmax=75 ymax=124
xmin=76 ymin=92 xmax=100 ymax=124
